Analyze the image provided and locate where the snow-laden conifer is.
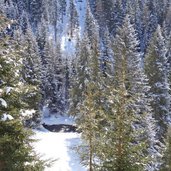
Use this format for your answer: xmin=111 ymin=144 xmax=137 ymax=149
xmin=0 ymin=13 xmax=45 ymax=170
xmin=97 ymin=16 xmax=159 ymax=171
xmin=145 ymin=25 xmax=170 ymax=141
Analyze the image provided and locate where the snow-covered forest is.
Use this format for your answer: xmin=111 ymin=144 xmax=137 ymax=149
xmin=0 ymin=0 xmax=171 ymax=170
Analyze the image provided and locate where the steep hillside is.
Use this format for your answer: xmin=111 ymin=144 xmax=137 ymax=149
xmin=1 ymin=0 xmax=171 ymax=170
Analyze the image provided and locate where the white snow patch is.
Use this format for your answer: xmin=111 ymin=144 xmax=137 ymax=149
xmin=6 ymin=86 xmax=13 ymax=94
xmin=61 ymin=35 xmax=77 ymax=55
xmin=21 ymin=109 xmax=36 ymax=117
xmin=1 ymin=113 xmax=14 ymax=121
xmin=0 ymin=98 xmax=7 ymax=108
xmin=60 ymin=0 xmax=86 ymax=56
xmin=33 ymin=130 xmax=86 ymax=171
xmin=33 ymin=114 xmax=86 ymax=171
xmin=42 ymin=106 xmax=50 ymax=117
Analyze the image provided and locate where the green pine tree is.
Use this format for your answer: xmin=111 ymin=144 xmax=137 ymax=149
xmin=160 ymin=127 xmax=171 ymax=171
xmin=0 ymin=13 xmax=45 ymax=171
xmin=145 ymin=25 xmax=170 ymax=141
xmin=75 ymin=29 xmax=103 ymax=171
xmin=69 ymin=33 xmax=91 ymax=116
xmin=21 ymin=24 xmax=42 ymax=128
xmin=96 ymin=16 xmax=157 ymax=171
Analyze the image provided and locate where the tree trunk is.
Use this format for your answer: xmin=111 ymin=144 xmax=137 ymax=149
xmin=89 ymin=136 xmax=93 ymax=171
xmin=0 ymin=160 xmax=5 ymax=170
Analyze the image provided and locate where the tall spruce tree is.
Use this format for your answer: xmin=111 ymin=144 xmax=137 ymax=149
xmin=145 ymin=25 xmax=170 ymax=141
xmin=69 ymin=33 xmax=90 ymax=115
xmin=70 ymin=7 xmax=100 ymax=114
xmin=96 ymin=16 xmax=158 ymax=171
xmin=21 ymin=24 xmax=42 ymax=127
xmin=160 ymin=127 xmax=171 ymax=171
xmin=49 ymin=42 xmax=64 ymax=114
xmin=41 ymin=37 xmax=55 ymax=110
xmin=48 ymin=0 xmax=61 ymax=41
xmin=101 ymin=28 xmax=114 ymax=77
xmin=0 ymin=13 xmax=45 ymax=170
xmin=68 ymin=0 xmax=79 ymax=38
xmin=75 ymin=27 xmax=103 ymax=171
xmin=30 ymin=0 xmax=43 ymax=27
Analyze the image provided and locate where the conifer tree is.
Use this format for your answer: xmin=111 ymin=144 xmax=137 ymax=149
xmin=94 ymin=0 xmax=104 ymax=28
xmin=69 ymin=34 xmax=90 ymax=115
xmin=41 ymin=37 xmax=55 ymax=109
xmin=145 ymin=25 xmax=170 ymax=141
xmin=77 ymin=80 xmax=104 ymax=171
xmin=85 ymin=5 xmax=97 ymax=43
xmin=75 ymin=27 xmax=103 ymax=170
xmin=96 ymin=16 xmax=158 ymax=171
xmin=19 ymin=11 xmax=29 ymax=34
xmin=48 ymin=0 xmax=61 ymax=41
xmin=160 ymin=127 xmax=171 ymax=171
xmin=101 ymin=28 xmax=114 ymax=77
xmin=163 ymin=5 xmax=171 ymax=37
xmin=100 ymin=0 xmax=114 ymax=31
xmin=68 ymin=0 xmax=79 ymax=38
xmin=49 ymin=42 xmax=64 ymax=114
xmin=36 ymin=18 xmax=48 ymax=56
xmin=21 ymin=24 xmax=42 ymax=127
xmin=63 ymin=57 xmax=70 ymax=112
xmin=59 ymin=0 xmax=67 ymax=23
xmin=30 ymin=0 xmax=43 ymax=27
xmin=165 ymin=30 xmax=171 ymax=125
xmin=0 ymin=14 xmax=45 ymax=170
xmin=111 ymin=0 xmax=125 ymax=35
xmin=40 ymin=36 xmax=64 ymax=114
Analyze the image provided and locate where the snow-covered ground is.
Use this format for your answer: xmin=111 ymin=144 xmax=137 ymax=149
xmin=61 ymin=0 xmax=86 ymax=56
xmin=33 ymin=115 xmax=86 ymax=171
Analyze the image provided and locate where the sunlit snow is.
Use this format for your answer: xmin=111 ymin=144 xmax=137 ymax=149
xmin=21 ymin=109 xmax=36 ymax=117
xmin=0 ymin=98 xmax=7 ymax=108
xmin=1 ymin=113 xmax=14 ymax=121
xmin=33 ymin=115 xmax=86 ymax=171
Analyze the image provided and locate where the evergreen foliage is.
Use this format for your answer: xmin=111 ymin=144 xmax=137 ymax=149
xmin=21 ymin=24 xmax=42 ymax=127
xmin=69 ymin=34 xmax=90 ymax=115
xmin=160 ymin=127 xmax=171 ymax=171
xmin=68 ymin=0 xmax=79 ymax=38
xmin=0 ymin=13 xmax=45 ymax=170
xmin=97 ymin=16 xmax=157 ymax=171
xmin=74 ymin=29 xmax=103 ymax=170
xmin=145 ymin=25 xmax=170 ymax=141
xmin=1 ymin=1 xmax=171 ymax=170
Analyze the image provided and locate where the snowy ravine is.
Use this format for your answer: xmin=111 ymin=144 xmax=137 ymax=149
xmin=33 ymin=115 xmax=86 ymax=171
xmin=33 ymin=1 xmax=88 ymax=169
xmin=60 ymin=0 xmax=86 ymax=56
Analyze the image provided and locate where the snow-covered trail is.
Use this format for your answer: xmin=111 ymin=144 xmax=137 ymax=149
xmin=33 ymin=116 xmax=86 ymax=171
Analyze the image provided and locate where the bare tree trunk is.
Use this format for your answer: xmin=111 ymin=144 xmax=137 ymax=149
xmin=0 ymin=160 xmax=5 ymax=170
xmin=89 ymin=136 xmax=93 ymax=171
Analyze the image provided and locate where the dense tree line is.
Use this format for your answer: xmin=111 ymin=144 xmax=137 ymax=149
xmin=0 ymin=11 xmax=46 ymax=170
xmin=1 ymin=0 xmax=171 ymax=170
xmin=70 ymin=1 xmax=171 ymax=170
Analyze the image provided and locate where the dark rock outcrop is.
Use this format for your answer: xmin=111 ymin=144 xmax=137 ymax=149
xmin=42 ymin=123 xmax=78 ymax=133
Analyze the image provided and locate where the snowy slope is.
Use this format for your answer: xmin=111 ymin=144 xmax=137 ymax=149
xmin=61 ymin=0 xmax=87 ymax=57
xmin=33 ymin=116 xmax=86 ymax=171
